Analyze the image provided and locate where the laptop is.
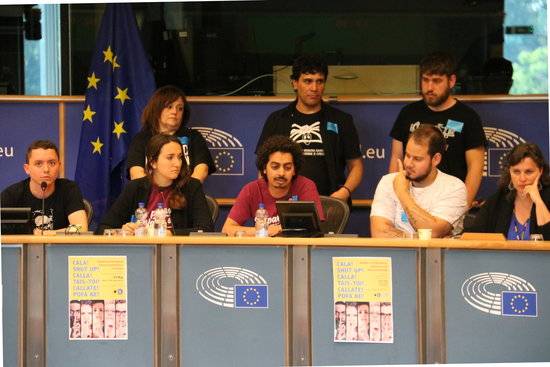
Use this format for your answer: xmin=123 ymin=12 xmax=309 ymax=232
xmin=1 ymin=207 xmax=32 ymax=234
xmin=275 ymin=200 xmax=324 ymax=237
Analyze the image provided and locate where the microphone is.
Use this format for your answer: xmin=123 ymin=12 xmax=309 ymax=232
xmin=40 ymin=181 xmax=47 ymax=235
xmin=158 ymin=186 xmax=166 ymax=206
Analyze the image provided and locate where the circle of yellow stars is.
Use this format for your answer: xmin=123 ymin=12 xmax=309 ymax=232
xmin=242 ymin=287 xmax=262 ymax=306
xmin=498 ymin=152 xmax=509 ymax=170
xmin=214 ymin=151 xmax=235 ymax=173
xmin=510 ymin=294 xmax=530 ymax=314
xmin=82 ymin=45 xmax=134 ymax=155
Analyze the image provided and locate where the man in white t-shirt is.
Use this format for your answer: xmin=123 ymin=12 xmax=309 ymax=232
xmin=371 ymin=124 xmax=467 ymax=238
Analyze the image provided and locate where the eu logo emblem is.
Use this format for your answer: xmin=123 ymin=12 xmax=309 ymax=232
xmin=502 ymin=291 xmax=537 ymax=317
xmin=235 ymin=285 xmax=268 ymax=308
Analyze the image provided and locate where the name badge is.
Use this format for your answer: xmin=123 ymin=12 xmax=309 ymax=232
xmin=446 ymin=119 xmax=464 ymax=133
xmin=178 ymin=136 xmax=191 ymax=166
xmin=327 ymin=121 xmax=338 ymax=134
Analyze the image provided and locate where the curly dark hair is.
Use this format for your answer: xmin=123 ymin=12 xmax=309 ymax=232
xmin=146 ymin=133 xmax=190 ymax=209
xmin=499 ymin=142 xmax=550 ymax=199
xmin=255 ymin=135 xmax=303 ymax=180
xmin=141 ymin=85 xmax=191 ymax=134
xmin=290 ymin=54 xmax=328 ymax=81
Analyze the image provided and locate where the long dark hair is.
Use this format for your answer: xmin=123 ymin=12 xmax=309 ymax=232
xmin=141 ymin=85 xmax=191 ymax=134
xmin=146 ymin=134 xmax=190 ymax=209
xmin=499 ymin=142 xmax=550 ymax=200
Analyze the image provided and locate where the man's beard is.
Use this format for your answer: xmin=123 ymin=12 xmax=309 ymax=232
xmin=406 ymin=167 xmax=431 ymax=183
xmin=422 ymin=88 xmax=450 ymax=108
xmin=273 ymin=177 xmax=288 ymax=188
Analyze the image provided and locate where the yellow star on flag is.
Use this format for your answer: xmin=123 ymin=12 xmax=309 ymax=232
xmin=91 ymin=137 xmax=104 ymax=154
xmin=103 ymin=46 xmax=114 ymax=63
xmin=112 ymin=121 xmax=127 ymax=139
xmin=112 ymin=55 xmax=120 ymax=71
xmin=87 ymin=72 xmax=100 ymax=89
xmin=115 ymin=87 xmax=131 ymax=105
xmin=83 ymin=105 xmax=96 ymax=123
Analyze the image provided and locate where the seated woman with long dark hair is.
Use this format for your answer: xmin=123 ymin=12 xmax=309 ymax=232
xmin=97 ymin=134 xmax=213 ymax=235
xmin=465 ymin=142 xmax=550 ymax=239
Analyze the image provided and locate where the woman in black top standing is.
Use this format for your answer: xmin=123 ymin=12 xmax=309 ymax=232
xmin=126 ymin=85 xmax=215 ymax=182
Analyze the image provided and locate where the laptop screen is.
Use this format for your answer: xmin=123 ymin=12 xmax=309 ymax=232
xmin=1 ymin=207 xmax=32 ymax=234
xmin=275 ymin=200 xmax=322 ymax=233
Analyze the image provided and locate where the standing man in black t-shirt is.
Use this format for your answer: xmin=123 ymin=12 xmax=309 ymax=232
xmin=389 ymin=52 xmax=486 ymax=207
xmin=256 ymin=55 xmax=363 ymax=202
xmin=1 ymin=140 xmax=88 ymax=234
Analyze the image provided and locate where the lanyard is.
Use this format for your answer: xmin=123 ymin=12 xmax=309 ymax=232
xmin=513 ymin=214 xmax=530 ymax=240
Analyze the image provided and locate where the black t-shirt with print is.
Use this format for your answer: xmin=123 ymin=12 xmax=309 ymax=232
xmin=390 ymin=100 xmax=486 ymax=181
xmin=1 ymin=178 xmax=85 ymax=234
xmin=289 ymin=109 xmax=330 ymax=195
xmin=257 ymin=101 xmax=362 ymax=196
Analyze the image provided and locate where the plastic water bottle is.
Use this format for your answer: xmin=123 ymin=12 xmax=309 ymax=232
xmin=134 ymin=202 xmax=148 ymax=237
xmin=154 ymin=203 xmax=168 ymax=237
xmin=254 ymin=203 xmax=268 ymax=238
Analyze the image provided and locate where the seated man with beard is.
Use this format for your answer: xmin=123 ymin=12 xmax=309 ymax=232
xmin=222 ymin=135 xmax=323 ymax=237
xmin=371 ymin=124 xmax=467 ymax=238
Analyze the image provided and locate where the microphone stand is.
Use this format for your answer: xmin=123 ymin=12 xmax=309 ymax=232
xmin=158 ymin=186 xmax=165 ymax=204
xmin=41 ymin=181 xmax=47 ymax=235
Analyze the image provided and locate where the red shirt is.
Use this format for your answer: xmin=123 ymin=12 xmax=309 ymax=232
xmin=146 ymin=186 xmax=174 ymax=232
xmin=228 ymin=175 xmax=324 ymax=226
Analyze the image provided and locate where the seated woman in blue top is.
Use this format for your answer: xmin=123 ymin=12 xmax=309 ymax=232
xmin=97 ymin=134 xmax=213 ymax=235
xmin=465 ymin=142 xmax=550 ymax=240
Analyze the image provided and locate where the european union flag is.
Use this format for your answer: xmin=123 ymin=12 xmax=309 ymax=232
xmin=502 ymin=291 xmax=538 ymax=317
xmin=235 ymin=285 xmax=268 ymax=308
xmin=488 ymin=148 xmax=511 ymax=177
xmin=210 ymin=147 xmax=244 ymax=175
xmin=75 ymin=4 xmax=156 ymax=229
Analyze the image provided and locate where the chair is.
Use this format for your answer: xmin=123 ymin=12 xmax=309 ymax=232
xmin=205 ymin=194 xmax=219 ymax=223
xmin=319 ymin=195 xmax=350 ymax=234
xmin=82 ymin=198 xmax=94 ymax=226
xmin=463 ymin=209 xmax=479 ymax=232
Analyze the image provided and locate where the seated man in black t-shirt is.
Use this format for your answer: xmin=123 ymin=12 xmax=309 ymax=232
xmin=1 ymin=140 xmax=88 ymax=235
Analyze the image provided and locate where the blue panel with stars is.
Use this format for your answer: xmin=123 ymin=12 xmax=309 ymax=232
xmin=235 ymin=285 xmax=268 ymax=308
xmin=211 ymin=148 xmax=244 ymax=175
xmin=487 ymin=148 xmax=512 ymax=177
xmin=502 ymin=291 xmax=538 ymax=317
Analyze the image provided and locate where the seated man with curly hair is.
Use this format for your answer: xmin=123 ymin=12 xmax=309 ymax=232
xmin=222 ymin=135 xmax=324 ymax=237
